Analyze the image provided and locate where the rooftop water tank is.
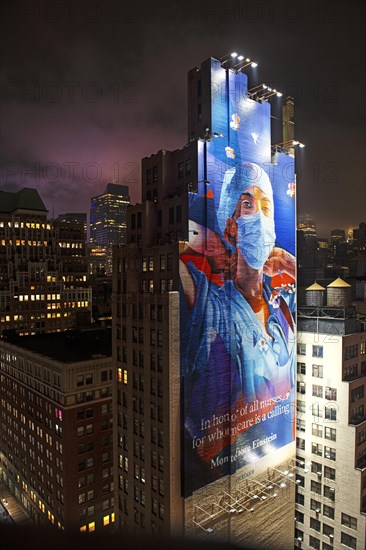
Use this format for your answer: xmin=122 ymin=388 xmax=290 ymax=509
xmin=305 ymin=281 xmax=325 ymax=306
xmin=327 ymin=277 xmax=352 ymax=307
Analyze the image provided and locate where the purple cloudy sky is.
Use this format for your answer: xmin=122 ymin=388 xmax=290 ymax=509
xmin=0 ymin=0 xmax=365 ymax=236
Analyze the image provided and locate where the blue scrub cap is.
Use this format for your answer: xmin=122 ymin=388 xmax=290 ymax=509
xmin=217 ymin=162 xmax=274 ymax=234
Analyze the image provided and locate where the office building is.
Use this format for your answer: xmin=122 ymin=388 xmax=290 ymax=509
xmin=90 ymin=183 xmax=130 ymax=274
xmin=295 ymin=278 xmax=366 ymax=550
xmin=0 ymin=188 xmax=91 ymax=337
xmin=353 ymin=223 xmax=366 ymax=253
xmin=113 ymin=55 xmax=298 ymax=548
xmin=0 ymin=328 xmax=114 ymax=532
xmin=57 ymin=213 xmax=87 ymax=242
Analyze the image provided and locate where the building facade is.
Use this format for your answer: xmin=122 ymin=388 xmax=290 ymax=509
xmin=0 ymin=328 xmax=114 ymax=532
xmin=295 ymin=282 xmax=366 ymax=550
xmin=113 ymin=56 xmax=298 ymax=548
xmin=0 ymin=188 xmax=91 ymax=337
xmin=90 ymin=183 xmax=130 ymax=274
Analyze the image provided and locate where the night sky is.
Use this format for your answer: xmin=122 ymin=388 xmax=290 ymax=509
xmin=1 ymin=0 xmax=365 ymax=237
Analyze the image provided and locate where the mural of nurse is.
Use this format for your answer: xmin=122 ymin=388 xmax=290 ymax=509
xmin=180 ymin=162 xmax=296 ymax=492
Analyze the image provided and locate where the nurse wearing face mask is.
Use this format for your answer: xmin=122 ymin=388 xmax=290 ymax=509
xmin=181 ymin=163 xmax=296 ymax=486
xmin=217 ymin=162 xmax=296 ymax=402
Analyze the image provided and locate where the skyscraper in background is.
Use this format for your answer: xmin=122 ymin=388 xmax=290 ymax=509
xmin=113 ymin=55 xmax=298 ymax=549
xmin=90 ymin=183 xmax=130 ymax=274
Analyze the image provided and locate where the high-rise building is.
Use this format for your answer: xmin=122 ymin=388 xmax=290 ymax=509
xmin=353 ymin=223 xmax=366 ymax=252
xmin=298 ymin=216 xmax=317 ymax=238
xmin=295 ymin=279 xmax=366 ymax=550
xmin=0 ymin=327 xmax=114 ymax=532
xmin=113 ymin=56 xmax=298 ymax=548
xmin=90 ymin=183 xmax=130 ymax=274
xmin=0 ymin=188 xmax=91 ymax=337
xmin=330 ymin=229 xmax=346 ymax=244
xmin=57 ymin=213 xmax=87 ymax=242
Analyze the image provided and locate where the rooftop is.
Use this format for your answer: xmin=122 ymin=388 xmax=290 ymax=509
xmin=2 ymin=327 xmax=112 ymax=363
xmin=0 ymin=188 xmax=47 ymax=214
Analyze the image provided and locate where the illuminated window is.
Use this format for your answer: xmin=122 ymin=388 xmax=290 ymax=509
xmin=103 ymin=515 xmax=110 ymax=526
xmin=88 ymin=522 xmax=95 ymax=532
xmin=123 ymin=370 xmax=128 ymax=385
xmin=80 ymin=525 xmax=87 ymax=533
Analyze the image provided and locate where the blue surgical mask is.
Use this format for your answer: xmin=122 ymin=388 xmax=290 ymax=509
xmin=236 ymin=211 xmax=276 ymax=269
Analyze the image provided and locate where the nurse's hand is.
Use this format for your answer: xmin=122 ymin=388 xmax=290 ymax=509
xmin=263 ymin=248 xmax=295 ymax=279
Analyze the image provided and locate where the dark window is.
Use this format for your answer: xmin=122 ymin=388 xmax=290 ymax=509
xmin=323 ymin=504 xmax=335 ymax=519
xmin=185 ymin=159 xmax=191 ymax=176
xmin=297 ymin=362 xmax=306 ymax=374
xmin=341 ymin=533 xmax=357 ymax=549
xmin=323 ymin=485 xmax=335 ymax=501
xmin=310 ymin=499 xmax=321 ymax=512
xmin=310 ymin=518 xmax=321 ymax=532
xmin=153 ymin=166 xmax=158 ymax=182
xmin=147 ymin=169 xmax=152 ymax=184
xmin=297 ymin=343 xmax=306 ymax=355
xmin=351 ymin=385 xmax=364 ymax=402
xmin=311 ymin=480 xmax=321 ymax=495
xmin=324 ymin=466 xmax=335 ymax=480
xmin=324 ymin=446 xmax=336 ymax=460
xmin=325 ymin=387 xmax=337 ymax=400
xmin=324 ymin=405 xmax=337 ymax=421
xmin=341 ymin=513 xmax=357 ymax=530
xmin=324 ymin=427 xmax=336 ymax=441
xmin=197 ymin=80 xmax=201 ymax=97
xmin=313 ymin=345 xmax=323 ymax=358
xmin=309 ymin=535 xmax=320 ymax=550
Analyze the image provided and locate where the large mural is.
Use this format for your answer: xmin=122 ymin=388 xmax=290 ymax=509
xmin=180 ymin=59 xmax=296 ymax=496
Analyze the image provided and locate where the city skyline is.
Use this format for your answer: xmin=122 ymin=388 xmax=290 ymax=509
xmin=0 ymin=0 xmax=365 ymax=236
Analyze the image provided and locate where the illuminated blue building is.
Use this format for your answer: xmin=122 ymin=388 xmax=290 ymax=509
xmin=113 ymin=55 xmax=299 ymax=548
